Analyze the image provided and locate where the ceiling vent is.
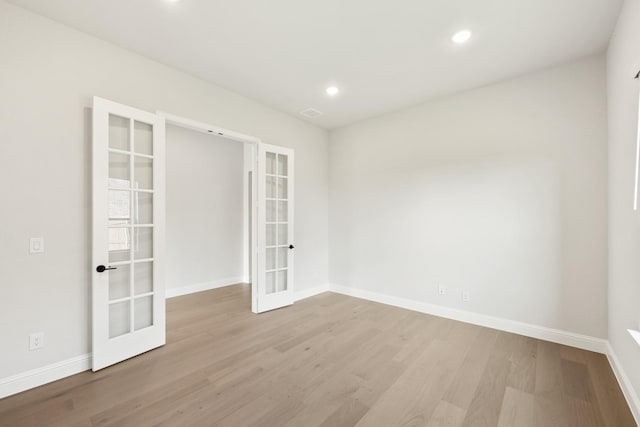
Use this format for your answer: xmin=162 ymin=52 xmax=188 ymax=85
xmin=300 ymin=108 xmax=323 ymax=119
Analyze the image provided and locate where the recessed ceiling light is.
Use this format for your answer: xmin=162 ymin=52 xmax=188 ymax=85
xmin=451 ymin=30 xmax=472 ymax=44
xmin=326 ymin=86 xmax=339 ymax=96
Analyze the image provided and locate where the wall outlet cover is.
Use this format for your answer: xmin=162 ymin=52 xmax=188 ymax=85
xmin=29 ymin=332 xmax=44 ymax=350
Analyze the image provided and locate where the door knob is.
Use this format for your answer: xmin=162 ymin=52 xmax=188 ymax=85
xmin=96 ymin=265 xmax=117 ymax=273
xmin=289 ymin=244 xmax=295 ymax=250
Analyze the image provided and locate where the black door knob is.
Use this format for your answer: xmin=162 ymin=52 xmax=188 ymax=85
xmin=289 ymin=244 xmax=295 ymax=250
xmin=96 ymin=265 xmax=117 ymax=273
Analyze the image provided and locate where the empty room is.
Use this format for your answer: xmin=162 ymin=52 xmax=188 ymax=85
xmin=1 ymin=0 xmax=640 ymax=425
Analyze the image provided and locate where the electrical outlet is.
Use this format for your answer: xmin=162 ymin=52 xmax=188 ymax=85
xmin=462 ymin=291 xmax=471 ymax=302
xmin=29 ymin=332 xmax=44 ymax=351
xmin=438 ymin=285 xmax=446 ymax=296
xmin=29 ymin=237 xmax=45 ymax=254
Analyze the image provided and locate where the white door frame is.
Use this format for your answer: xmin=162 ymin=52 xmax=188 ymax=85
xmin=634 ymin=88 xmax=640 ymax=211
xmin=156 ymin=111 xmax=263 ymax=313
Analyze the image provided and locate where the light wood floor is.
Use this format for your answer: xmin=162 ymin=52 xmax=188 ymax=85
xmin=0 ymin=284 xmax=635 ymax=426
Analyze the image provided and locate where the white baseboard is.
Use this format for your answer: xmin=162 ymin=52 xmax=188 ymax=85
xmin=606 ymin=342 xmax=640 ymax=425
xmin=294 ymin=284 xmax=330 ymax=302
xmin=328 ymin=284 xmax=608 ymax=354
xmin=0 ymin=282 xmax=329 ymax=400
xmin=166 ymin=277 xmax=246 ymax=298
xmin=3 ymin=283 xmax=627 ymax=412
xmin=0 ymin=354 xmax=91 ymax=399
xmin=332 ymin=283 xmax=640 ymax=419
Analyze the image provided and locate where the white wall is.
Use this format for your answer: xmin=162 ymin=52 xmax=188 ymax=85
xmin=166 ymin=126 xmax=245 ymax=292
xmin=607 ymin=0 xmax=640 ymax=405
xmin=0 ymin=1 xmax=329 ymax=380
xmin=329 ymin=55 xmax=608 ymax=338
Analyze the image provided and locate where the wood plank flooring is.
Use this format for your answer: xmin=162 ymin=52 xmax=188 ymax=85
xmin=0 ymin=284 xmax=635 ymax=426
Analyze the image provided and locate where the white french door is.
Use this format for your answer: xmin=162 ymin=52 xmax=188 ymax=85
xmin=92 ymin=97 xmax=166 ymax=371
xmin=256 ymin=143 xmax=295 ymax=313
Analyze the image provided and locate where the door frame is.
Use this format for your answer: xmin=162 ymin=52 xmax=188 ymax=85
xmin=634 ymin=88 xmax=640 ymax=211
xmin=156 ymin=111 xmax=263 ymax=313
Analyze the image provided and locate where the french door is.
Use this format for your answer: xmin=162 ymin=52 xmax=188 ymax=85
xmin=92 ymin=97 xmax=166 ymax=371
xmin=256 ymin=143 xmax=295 ymax=312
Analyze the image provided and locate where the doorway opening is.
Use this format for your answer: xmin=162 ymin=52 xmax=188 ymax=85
xmin=158 ymin=111 xmax=259 ymax=311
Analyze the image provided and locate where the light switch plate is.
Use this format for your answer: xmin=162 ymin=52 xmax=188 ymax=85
xmin=29 ymin=237 xmax=45 ymax=254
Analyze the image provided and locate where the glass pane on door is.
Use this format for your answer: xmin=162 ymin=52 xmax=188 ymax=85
xmin=278 ymin=224 xmax=287 ymax=246
xmin=277 ymin=178 xmax=288 ymax=199
xmin=278 ymin=201 xmax=288 ymax=222
xmin=109 ymin=115 xmax=130 ymax=151
xmin=277 ymin=270 xmax=287 ymax=292
xmin=266 ymin=152 xmax=276 ymax=175
xmin=134 ymin=296 xmax=153 ymax=330
xmin=134 ymin=121 xmax=153 ymax=155
xmin=277 ymin=247 xmax=288 ymax=268
xmin=109 ymin=190 xmax=131 ymax=223
xmin=134 ymin=157 xmax=153 ymax=190
xmin=277 ymin=154 xmax=288 ymax=176
xmin=266 ymin=248 xmax=276 ymax=270
xmin=109 ymin=300 xmax=130 ymax=338
xmin=266 ymin=271 xmax=276 ymax=294
xmin=134 ymin=227 xmax=153 ymax=260
xmin=109 ymin=264 xmax=130 ymax=301
xmin=109 ymin=152 xmax=130 ymax=185
xmin=266 ymin=200 xmax=276 ymax=222
xmin=134 ymin=262 xmax=153 ymax=295
xmin=135 ymin=192 xmax=153 ymax=224
xmin=108 ymin=227 xmax=130 ymax=262
xmin=266 ymin=224 xmax=276 ymax=246
xmin=266 ymin=176 xmax=276 ymax=198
